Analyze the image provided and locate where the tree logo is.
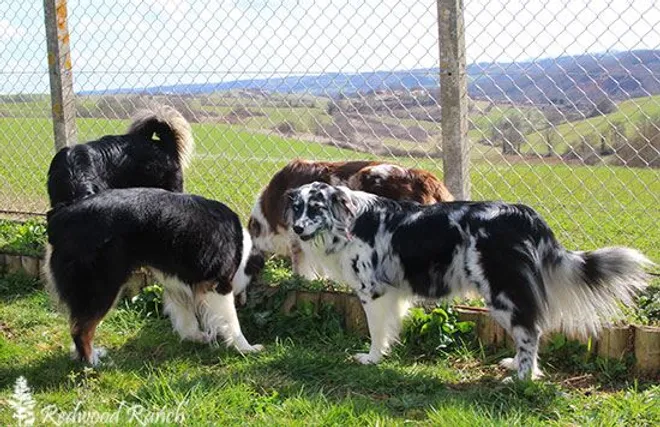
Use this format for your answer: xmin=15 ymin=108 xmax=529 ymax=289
xmin=8 ymin=376 xmax=35 ymax=427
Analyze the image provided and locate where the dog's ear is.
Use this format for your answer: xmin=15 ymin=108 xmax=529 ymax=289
xmin=330 ymin=188 xmax=356 ymax=225
xmin=282 ymin=189 xmax=296 ymax=225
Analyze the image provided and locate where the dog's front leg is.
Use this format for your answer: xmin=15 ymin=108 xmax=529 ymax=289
xmin=354 ymin=289 xmax=410 ymax=364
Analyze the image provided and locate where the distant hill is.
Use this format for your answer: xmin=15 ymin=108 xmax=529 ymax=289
xmin=81 ymin=50 xmax=660 ymax=105
xmin=468 ymin=50 xmax=660 ymax=107
xmin=79 ymin=70 xmax=440 ymax=97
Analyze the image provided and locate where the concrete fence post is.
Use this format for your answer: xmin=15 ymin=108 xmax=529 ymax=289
xmin=437 ymin=0 xmax=470 ymax=200
xmin=44 ymin=0 xmax=77 ymax=151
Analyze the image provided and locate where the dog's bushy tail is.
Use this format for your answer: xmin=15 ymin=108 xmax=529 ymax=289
xmin=539 ymin=243 xmax=652 ymax=338
xmin=127 ymin=104 xmax=194 ymax=169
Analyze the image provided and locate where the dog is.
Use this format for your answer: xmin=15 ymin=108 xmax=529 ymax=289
xmin=285 ymin=182 xmax=652 ymax=380
xmin=47 ymin=104 xmax=194 ymax=208
xmin=43 ymin=188 xmax=265 ymax=365
xmin=248 ymin=159 xmax=453 ymax=278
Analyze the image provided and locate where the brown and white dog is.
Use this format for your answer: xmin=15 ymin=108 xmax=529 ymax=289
xmin=248 ymin=159 xmax=454 ymax=278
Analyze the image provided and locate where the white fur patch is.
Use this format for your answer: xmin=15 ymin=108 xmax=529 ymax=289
xmin=465 ymin=236 xmax=491 ymax=299
xmin=448 ymin=206 xmax=468 ymax=228
xmin=354 ymin=289 xmax=411 ymax=364
xmin=153 ymin=270 xmax=208 ymax=343
xmin=197 ymin=291 xmax=263 ymax=353
xmin=474 ymin=206 xmax=501 ymax=221
xmin=366 ymin=164 xmax=405 ymax=179
xmin=41 ymin=243 xmax=64 ymax=312
xmin=231 ymin=228 xmax=253 ymax=296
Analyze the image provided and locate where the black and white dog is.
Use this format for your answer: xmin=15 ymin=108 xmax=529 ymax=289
xmin=47 ymin=104 xmax=193 ymax=208
xmin=44 ymin=188 xmax=264 ymax=365
xmin=286 ymin=182 xmax=652 ymax=380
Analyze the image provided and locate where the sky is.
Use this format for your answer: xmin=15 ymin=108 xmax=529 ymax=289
xmin=1 ymin=0 xmax=658 ymax=94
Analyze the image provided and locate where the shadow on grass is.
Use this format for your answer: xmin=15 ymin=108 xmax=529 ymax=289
xmin=0 ymin=271 xmax=42 ymax=302
xmin=0 ymin=317 xmax=235 ymax=391
xmin=228 ymin=343 xmax=564 ymax=420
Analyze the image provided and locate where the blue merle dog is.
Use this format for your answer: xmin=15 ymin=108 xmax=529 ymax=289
xmin=285 ymin=182 xmax=652 ymax=380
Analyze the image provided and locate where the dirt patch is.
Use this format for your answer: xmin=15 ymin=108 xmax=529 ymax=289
xmin=222 ymin=107 xmax=266 ymax=124
xmin=346 ymin=114 xmax=433 ymax=143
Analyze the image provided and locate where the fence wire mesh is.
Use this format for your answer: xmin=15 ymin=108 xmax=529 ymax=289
xmin=0 ymin=0 xmax=658 ymax=260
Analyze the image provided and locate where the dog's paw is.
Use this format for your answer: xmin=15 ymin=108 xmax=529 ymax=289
xmin=503 ymin=370 xmax=544 ymax=383
xmin=70 ymin=345 xmax=107 ymax=366
xmin=499 ymin=357 xmax=517 ymax=370
xmin=501 ymin=376 xmax=515 ymax=384
xmin=89 ymin=347 xmax=107 ymax=366
xmin=239 ymin=343 xmax=264 ymax=353
xmin=353 ymin=352 xmax=380 ymax=365
xmin=531 ymin=368 xmax=545 ymax=380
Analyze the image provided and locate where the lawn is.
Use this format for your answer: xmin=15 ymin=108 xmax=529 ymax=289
xmin=0 ymin=270 xmax=658 ymax=426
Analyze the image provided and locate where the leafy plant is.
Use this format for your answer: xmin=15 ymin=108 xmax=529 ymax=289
xmin=634 ymin=283 xmax=660 ymax=325
xmin=122 ymin=283 xmax=164 ymax=318
xmin=400 ymin=304 xmax=474 ymax=358
xmin=0 ymin=219 xmax=47 ymax=257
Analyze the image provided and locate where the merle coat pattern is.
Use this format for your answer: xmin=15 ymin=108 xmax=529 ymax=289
xmin=44 ymin=188 xmax=264 ymax=365
xmin=286 ymin=182 xmax=651 ymax=380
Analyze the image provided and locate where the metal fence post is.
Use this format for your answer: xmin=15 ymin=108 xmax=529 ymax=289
xmin=44 ymin=0 xmax=77 ymax=151
xmin=437 ymin=0 xmax=470 ymax=200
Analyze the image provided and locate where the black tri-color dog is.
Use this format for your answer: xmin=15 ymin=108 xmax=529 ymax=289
xmin=44 ymin=188 xmax=264 ymax=365
xmin=285 ymin=182 xmax=652 ymax=380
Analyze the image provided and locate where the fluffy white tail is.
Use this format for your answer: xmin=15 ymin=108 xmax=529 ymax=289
xmin=540 ymin=246 xmax=652 ymax=338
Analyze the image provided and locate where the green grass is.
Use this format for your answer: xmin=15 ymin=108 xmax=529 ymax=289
xmin=0 ymin=99 xmax=50 ymax=118
xmin=200 ymin=105 xmax=333 ymax=134
xmin=0 ymin=271 xmax=658 ymax=426
xmin=468 ymin=104 xmax=545 ymax=143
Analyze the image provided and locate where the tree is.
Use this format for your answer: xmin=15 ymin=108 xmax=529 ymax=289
xmin=496 ymin=114 xmax=525 ymax=155
xmin=589 ymin=97 xmax=617 ymax=118
xmin=542 ymin=127 xmax=558 ymax=157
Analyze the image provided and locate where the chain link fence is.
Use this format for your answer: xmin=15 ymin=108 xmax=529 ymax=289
xmin=0 ymin=0 xmax=658 ymax=260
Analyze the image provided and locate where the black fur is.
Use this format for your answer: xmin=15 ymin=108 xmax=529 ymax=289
xmin=46 ymin=105 xmax=192 ymax=208
xmin=45 ymin=188 xmax=262 ymax=363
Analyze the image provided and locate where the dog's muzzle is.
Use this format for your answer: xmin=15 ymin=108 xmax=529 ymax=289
xmin=293 ymin=225 xmax=315 ymax=241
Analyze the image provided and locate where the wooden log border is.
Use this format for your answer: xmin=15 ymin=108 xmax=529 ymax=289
xmin=2 ymin=250 xmax=658 ymax=374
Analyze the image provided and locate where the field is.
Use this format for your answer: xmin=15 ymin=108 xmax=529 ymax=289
xmin=1 ymin=113 xmax=658 ymax=262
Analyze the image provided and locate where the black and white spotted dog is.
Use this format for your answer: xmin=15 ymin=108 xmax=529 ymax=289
xmin=286 ymin=182 xmax=652 ymax=380
xmin=44 ymin=188 xmax=264 ymax=365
